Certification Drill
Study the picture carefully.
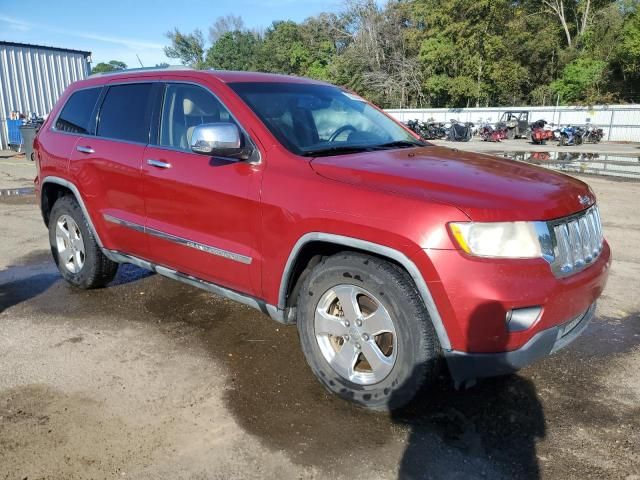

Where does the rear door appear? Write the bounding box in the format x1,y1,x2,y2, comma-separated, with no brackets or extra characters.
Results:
142,81,263,296
68,82,160,259
41,86,102,185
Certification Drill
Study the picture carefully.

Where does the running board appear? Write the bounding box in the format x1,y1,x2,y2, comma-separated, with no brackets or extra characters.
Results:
103,249,290,324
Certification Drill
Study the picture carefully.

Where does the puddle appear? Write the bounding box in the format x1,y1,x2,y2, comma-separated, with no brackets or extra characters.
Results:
0,187,36,205
497,152,640,181
0,187,35,197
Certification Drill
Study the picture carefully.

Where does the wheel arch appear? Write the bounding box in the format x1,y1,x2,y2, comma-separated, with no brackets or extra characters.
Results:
41,176,104,248
278,232,452,351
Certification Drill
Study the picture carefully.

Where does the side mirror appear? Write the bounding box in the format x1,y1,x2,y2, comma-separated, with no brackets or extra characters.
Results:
190,123,247,158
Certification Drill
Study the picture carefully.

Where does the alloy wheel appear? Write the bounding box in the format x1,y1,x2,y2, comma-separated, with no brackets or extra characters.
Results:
55,214,85,274
314,284,397,385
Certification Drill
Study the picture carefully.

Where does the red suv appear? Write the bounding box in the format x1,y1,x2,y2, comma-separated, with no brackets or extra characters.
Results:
34,68,610,410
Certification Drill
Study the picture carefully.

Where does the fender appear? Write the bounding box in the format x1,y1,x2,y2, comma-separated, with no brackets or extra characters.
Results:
41,176,104,248
277,232,452,351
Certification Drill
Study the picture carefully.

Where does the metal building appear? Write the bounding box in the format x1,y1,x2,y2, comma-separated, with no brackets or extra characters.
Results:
0,41,91,149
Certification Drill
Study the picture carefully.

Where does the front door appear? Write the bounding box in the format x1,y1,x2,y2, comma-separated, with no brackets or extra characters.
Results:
142,82,263,296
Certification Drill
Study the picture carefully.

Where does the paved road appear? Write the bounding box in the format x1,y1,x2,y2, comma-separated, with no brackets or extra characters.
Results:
0,153,638,479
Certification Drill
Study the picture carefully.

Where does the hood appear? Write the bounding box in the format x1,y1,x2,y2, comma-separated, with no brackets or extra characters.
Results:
310,146,594,222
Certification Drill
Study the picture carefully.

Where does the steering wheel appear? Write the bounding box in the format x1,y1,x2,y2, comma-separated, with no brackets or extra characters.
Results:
329,125,357,142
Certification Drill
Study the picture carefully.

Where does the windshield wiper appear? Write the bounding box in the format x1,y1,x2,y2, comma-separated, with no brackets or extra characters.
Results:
301,145,376,157
372,140,426,150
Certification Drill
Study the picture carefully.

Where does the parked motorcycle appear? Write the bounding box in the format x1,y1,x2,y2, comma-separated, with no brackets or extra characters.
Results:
529,119,555,145
405,119,448,140
479,122,507,142
447,119,473,142
558,125,584,146
584,124,604,143
424,118,448,140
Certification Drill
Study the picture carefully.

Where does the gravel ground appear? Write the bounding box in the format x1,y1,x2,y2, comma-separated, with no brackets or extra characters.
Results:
0,150,638,479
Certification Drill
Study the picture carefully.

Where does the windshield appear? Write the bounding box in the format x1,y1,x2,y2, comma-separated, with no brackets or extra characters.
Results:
228,82,425,156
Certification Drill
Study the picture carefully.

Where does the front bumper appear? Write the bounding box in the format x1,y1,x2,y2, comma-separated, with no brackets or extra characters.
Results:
445,302,596,386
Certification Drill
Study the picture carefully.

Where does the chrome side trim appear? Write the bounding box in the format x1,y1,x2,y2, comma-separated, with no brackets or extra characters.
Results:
102,249,283,322
103,213,252,265
278,232,452,351
103,213,145,233
41,176,104,248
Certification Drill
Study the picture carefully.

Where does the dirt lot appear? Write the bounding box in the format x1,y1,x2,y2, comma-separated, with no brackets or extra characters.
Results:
0,151,639,479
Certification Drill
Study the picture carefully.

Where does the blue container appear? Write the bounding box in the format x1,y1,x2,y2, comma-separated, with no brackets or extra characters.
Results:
7,119,23,146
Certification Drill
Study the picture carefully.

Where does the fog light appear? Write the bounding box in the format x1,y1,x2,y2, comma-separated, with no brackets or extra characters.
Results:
506,306,542,332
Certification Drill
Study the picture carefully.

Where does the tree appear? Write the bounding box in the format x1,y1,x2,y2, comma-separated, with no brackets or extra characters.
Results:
162,0,637,107
209,14,245,43
256,21,311,75
206,31,260,71
164,29,206,68
91,60,127,74
551,57,609,103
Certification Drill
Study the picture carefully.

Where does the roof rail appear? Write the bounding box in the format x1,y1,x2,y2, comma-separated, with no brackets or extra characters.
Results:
89,65,194,78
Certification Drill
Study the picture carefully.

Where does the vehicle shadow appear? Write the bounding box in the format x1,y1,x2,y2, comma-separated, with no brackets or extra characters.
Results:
0,257,153,313
391,302,545,480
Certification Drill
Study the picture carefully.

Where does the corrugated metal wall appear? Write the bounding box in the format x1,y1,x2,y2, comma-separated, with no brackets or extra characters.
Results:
0,43,90,149
386,105,640,142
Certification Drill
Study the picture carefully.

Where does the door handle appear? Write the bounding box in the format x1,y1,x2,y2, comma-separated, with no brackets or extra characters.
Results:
147,159,171,169
76,145,94,154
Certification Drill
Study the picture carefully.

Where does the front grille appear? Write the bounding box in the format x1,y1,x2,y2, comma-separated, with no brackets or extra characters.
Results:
549,205,604,277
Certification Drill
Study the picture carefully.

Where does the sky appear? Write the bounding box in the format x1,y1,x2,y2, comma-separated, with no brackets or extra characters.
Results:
0,0,343,68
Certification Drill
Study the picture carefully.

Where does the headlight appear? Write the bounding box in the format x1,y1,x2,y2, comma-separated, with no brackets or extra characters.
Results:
449,221,543,259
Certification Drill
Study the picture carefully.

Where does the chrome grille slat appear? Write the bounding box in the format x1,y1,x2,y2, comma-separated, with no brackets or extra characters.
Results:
579,216,592,262
549,205,604,277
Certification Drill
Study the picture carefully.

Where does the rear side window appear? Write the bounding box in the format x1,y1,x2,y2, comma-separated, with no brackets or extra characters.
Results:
55,87,101,134
97,83,154,143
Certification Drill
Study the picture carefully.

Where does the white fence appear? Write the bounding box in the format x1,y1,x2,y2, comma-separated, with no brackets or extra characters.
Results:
386,105,640,142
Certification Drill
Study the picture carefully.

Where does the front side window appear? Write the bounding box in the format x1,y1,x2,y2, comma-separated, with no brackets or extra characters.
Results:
97,83,154,143
229,82,424,156
159,83,233,151
55,87,101,134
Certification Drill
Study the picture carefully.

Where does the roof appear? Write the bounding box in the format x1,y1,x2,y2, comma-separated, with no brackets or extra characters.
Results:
210,70,326,84
0,41,91,57
83,67,327,85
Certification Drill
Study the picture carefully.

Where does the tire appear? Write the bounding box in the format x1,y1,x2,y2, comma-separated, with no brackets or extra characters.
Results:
559,135,566,147
49,195,118,289
296,252,440,411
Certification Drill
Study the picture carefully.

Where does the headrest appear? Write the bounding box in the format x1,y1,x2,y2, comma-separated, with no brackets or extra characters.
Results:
183,90,218,116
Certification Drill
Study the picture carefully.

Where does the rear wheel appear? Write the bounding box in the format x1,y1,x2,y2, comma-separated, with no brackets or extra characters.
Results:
296,252,440,411
49,195,118,289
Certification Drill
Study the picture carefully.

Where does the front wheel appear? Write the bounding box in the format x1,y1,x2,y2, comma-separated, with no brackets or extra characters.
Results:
296,252,441,411
49,195,119,289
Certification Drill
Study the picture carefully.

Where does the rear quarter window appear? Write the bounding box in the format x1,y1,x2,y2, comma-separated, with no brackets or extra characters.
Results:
97,83,154,143
55,87,102,134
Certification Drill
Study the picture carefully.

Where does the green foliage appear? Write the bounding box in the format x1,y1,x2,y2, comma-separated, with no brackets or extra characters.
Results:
256,21,311,75
551,57,609,103
91,60,127,74
164,29,206,68
164,2,640,107
621,8,640,73
206,31,260,71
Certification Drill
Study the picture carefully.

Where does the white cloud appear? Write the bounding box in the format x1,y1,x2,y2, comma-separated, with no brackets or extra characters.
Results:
0,15,164,51
63,31,164,51
0,15,32,32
